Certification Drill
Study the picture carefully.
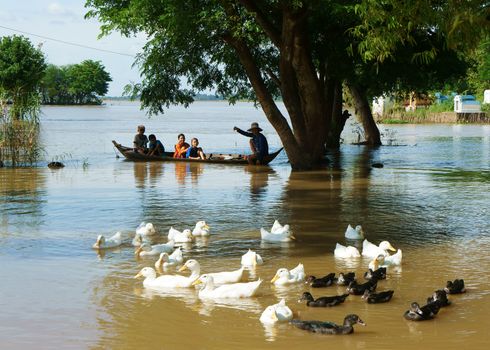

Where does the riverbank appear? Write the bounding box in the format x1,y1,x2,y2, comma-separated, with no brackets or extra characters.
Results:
376,111,490,124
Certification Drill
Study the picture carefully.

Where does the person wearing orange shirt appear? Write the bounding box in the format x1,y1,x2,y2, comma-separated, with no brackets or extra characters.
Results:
173,133,190,158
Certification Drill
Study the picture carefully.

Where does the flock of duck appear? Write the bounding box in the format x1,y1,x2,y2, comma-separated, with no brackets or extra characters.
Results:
92,221,466,335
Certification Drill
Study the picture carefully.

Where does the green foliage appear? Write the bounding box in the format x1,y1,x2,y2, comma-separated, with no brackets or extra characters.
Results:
40,60,112,105
84,1,487,115
466,36,490,98
0,35,46,120
380,119,409,124
352,0,489,64
0,35,45,167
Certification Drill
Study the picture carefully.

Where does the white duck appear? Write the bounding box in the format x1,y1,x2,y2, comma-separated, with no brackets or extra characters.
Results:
168,227,193,243
261,220,295,242
192,274,262,299
134,266,198,288
132,233,151,247
334,243,361,258
136,222,156,236
368,254,386,271
241,249,264,267
192,221,210,236
155,248,184,269
344,224,365,240
271,220,289,234
135,241,175,257
92,232,122,249
270,263,305,285
362,239,396,258
368,250,403,269
259,299,293,324
179,259,244,284
385,249,403,266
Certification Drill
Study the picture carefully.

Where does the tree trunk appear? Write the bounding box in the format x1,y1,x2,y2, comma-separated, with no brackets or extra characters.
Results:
224,4,333,169
348,84,382,146
325,81,347,148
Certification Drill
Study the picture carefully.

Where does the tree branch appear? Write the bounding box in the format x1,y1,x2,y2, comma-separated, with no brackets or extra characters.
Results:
238,0,281,47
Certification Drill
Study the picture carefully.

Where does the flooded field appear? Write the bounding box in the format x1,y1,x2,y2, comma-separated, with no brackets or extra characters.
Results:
1,102,489,349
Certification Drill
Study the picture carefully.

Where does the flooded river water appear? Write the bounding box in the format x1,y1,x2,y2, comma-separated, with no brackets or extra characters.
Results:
1,102,489,349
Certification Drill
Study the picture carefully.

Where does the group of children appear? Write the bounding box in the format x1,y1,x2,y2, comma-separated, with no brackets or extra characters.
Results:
133,125,206,160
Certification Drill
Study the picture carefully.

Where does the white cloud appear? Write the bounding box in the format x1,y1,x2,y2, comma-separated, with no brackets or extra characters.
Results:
48,3,65,15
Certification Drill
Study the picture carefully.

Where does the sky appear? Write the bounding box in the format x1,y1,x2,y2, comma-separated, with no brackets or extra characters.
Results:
0,0,145,96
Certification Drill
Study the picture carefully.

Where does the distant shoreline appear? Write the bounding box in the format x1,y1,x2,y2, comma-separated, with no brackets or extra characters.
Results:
376,111,489,124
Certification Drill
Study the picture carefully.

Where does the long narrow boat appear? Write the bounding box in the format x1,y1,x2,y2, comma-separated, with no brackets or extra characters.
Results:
112,141,283,165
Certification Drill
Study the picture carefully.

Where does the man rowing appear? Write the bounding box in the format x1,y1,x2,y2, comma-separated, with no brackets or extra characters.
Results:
233,122,269,165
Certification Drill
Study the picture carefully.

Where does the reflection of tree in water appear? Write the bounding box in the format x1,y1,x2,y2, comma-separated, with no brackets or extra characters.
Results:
277,148,379,255
0,168,46,231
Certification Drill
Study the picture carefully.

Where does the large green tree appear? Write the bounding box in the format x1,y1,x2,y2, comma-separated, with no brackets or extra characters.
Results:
0,35,46,120
86,0,489,169
40,60,112,105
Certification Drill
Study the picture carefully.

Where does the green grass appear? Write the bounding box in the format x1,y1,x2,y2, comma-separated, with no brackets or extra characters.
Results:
380,119,410,124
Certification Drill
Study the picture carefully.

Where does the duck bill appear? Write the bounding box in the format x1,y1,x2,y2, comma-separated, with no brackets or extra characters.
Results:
203,225,210,230
134,272,143,279
357,319,366,326
270,274,279,284
388,244,396,252
191,279,202,286
270,312,279,322
134,246,143,256
178,265,188,272
290,235,296,240
93,236,103,248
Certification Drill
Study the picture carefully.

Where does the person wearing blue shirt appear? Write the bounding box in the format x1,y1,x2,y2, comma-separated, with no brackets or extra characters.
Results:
233,122,269,164
147,134,165,156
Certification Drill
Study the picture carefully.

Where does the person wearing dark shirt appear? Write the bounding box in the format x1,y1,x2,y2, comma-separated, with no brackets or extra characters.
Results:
186,138,206,159
233,122,269,164
147,134,165,156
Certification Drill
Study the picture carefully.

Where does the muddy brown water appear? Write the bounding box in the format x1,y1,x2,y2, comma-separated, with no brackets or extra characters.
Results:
1,102,489,349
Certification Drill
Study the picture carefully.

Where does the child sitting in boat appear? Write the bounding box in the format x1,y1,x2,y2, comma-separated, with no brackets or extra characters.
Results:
133,125,148,153
186,138,206,160
173,133,190,158
147,134,165,156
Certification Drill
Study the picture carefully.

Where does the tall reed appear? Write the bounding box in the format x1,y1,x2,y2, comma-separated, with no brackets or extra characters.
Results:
0,96,43,167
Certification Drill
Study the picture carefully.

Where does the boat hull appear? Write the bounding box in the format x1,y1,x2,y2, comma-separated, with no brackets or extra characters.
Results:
112,141,282,165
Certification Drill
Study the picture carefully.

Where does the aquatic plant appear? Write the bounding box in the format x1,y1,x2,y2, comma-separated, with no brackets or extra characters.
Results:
0,108,43,167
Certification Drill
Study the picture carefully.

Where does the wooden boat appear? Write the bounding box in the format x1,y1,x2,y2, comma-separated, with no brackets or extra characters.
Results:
112,141,283,165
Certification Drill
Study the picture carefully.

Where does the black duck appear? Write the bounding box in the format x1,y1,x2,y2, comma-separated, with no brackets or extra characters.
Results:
403,302,436,321
362,289,394,303
427,290,451,307
291,314,366,335
305,273,337,287
364,267,387,281
336,272,356,286
444,279,466,294
299,292,349,307
346,280,377,295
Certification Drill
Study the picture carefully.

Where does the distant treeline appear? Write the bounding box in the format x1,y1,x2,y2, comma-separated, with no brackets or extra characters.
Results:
105,93,224,101
40,60,111,105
